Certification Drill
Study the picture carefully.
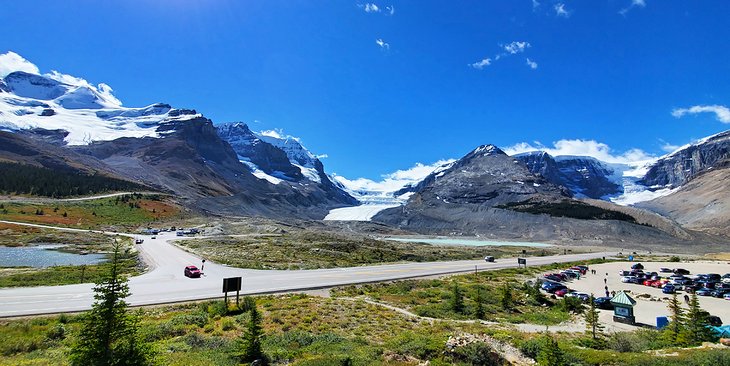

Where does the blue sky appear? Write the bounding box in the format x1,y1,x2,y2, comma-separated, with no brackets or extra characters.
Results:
2,0,730,180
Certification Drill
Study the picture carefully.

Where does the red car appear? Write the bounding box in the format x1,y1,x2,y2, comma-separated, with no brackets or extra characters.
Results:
555,288,571,297
184,265,201,278
570,266,587,275
652,280,668,288
643,280,655,286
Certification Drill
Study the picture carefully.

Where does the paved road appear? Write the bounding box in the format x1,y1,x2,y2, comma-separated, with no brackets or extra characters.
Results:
0,221,615,317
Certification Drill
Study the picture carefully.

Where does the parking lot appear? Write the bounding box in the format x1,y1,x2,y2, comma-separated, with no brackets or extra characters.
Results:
549,261,730,329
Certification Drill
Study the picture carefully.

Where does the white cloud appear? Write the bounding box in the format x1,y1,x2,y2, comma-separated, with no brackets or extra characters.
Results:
471,41,534,70
554,3,571,18
259,129,284,139
503,139,655,164
0,51,40,77
375,38,390,49
386,5,395,15
532,0,540,10
672,104,730,123
363,3,380,13
620,0,646,15
526,58,538,70
469,58,492,69
333,159,456,194
504,41,531,54
658,139,680,153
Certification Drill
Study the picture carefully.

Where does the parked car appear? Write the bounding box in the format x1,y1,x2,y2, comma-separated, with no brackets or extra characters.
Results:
660,267,673,273
673,268,691,275
184,265,201,278
593,296,613,309
544,274,563,282
696,288,713,296
561,271,579,279
711,288,730,298
541,281,564,291
642,279,655,286
555,288,572,297
724,293,730,301
618,270,631,276
565,292,590,302
651,280,669,288
543,283,568,294
631,263,645,270
662,284,676,294
571,266,587,275
622,276,641,284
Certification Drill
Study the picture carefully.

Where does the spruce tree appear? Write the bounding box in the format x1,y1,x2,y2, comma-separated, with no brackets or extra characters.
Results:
70,240,153,366
474,286,485,319
585,295,604,340
238,300,265,363
681,293,715,345
662,293,686,345
451,282,464,314
500,283,514,311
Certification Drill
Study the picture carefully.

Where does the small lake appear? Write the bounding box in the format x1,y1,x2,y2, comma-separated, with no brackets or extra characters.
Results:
0,245,108,268
386,237,552,248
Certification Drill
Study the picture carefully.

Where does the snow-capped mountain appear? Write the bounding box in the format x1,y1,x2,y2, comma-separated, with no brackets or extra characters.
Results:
0,71,201,145
0,52,355,219
215,122,356,206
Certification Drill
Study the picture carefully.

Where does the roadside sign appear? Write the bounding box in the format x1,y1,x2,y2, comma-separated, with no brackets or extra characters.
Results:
223,277,242,293
518,258,527,267
222,276,243,306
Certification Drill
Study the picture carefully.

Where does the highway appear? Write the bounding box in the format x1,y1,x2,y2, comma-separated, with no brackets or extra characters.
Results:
0,221,615,317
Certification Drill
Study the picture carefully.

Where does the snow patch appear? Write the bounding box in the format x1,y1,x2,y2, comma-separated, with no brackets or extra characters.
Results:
323,204,399,221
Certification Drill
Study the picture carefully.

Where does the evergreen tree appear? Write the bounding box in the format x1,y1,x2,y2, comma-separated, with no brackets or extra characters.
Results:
499,283,514,311
451,282,464,313
474,286,485,319
680,293,715,345
237,300,265,363
662,293,686,345
69,240,153,366
585,295,604,340
537,334,565,366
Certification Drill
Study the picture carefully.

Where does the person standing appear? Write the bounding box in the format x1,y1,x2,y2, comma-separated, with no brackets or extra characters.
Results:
201,259,206,271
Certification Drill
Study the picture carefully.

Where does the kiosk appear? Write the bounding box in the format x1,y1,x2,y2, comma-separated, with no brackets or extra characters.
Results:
610,291,637,325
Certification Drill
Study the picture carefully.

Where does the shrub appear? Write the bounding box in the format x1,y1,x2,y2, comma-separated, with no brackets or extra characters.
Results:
450,342,507,365
45,324,66,341
518,337,544,360
557,297,584,314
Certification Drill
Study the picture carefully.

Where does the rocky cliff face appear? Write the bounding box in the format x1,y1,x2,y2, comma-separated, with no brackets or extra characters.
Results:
407,145,568,207
641,130,730,188
516,152,622,199
216,123,303,180
215,122,357,208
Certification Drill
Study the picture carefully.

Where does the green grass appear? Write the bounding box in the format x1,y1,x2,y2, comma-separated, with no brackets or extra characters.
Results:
332,259,610,325
177,231,561,270
0,194,182,230
1,293,728,366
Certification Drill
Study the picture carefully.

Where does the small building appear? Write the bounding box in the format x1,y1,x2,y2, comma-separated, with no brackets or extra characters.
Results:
610,291,637,325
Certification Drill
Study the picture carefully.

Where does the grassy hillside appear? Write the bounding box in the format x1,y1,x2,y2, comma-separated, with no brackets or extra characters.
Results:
0,194,182,229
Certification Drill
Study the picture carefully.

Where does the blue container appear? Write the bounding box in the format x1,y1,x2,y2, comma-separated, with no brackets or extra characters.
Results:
657,316,669,330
